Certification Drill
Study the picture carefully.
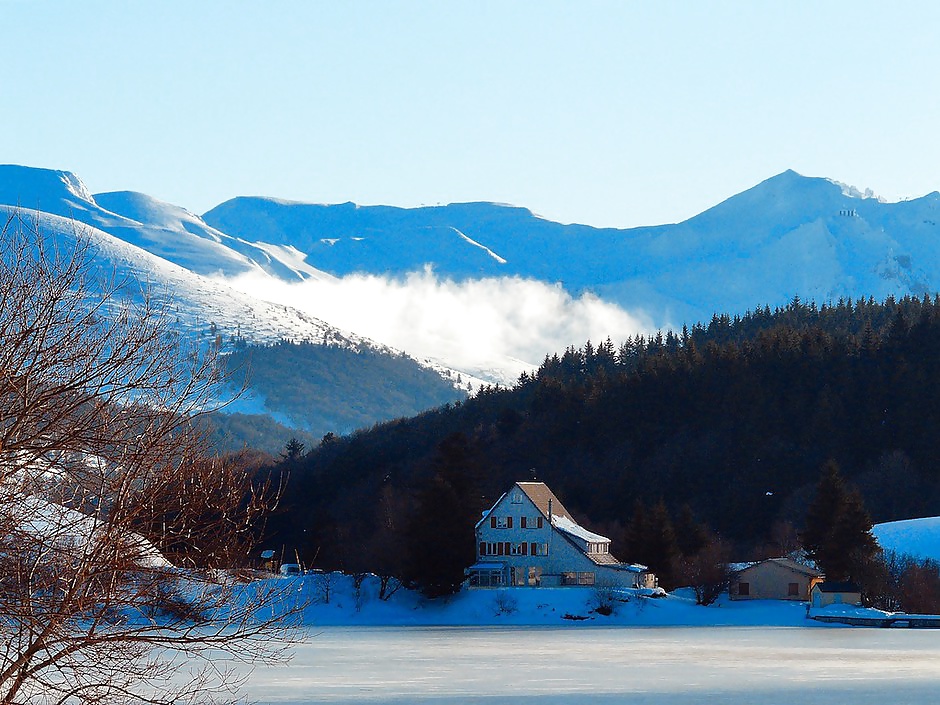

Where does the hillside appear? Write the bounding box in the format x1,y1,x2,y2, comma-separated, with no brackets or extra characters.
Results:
264,295,940,582
0,196,463,451
874,517,940,562
221,340,462,442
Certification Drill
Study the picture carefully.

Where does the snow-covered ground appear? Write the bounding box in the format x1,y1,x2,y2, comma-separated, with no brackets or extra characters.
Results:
256,514,940,629
274,573,810,628
874,516,940,562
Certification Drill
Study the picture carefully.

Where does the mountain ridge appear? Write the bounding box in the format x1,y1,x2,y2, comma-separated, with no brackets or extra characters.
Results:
5,163,940,381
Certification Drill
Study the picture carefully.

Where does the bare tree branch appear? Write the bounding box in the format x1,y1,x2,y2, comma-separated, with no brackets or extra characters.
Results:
0,211,300,704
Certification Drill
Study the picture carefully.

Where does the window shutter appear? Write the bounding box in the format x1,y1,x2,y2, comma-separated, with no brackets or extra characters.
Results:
521,516,527,529
531,542,537,555
507,516,513,529
479,542,486,556
497,542,504,556
521,542,528,555
491,516,497,529
537,517,543,529
504,542,511,555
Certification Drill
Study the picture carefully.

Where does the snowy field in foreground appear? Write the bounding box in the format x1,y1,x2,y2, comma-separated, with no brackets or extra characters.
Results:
239,625,940,705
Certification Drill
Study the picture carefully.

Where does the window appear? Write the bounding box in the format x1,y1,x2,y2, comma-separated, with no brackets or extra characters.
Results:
493,516,511,529
788,582,799,597
510,492,523,504
528,566,542,586
738,582,750,596
562,571,595,586
480,542,502,556
530,542,549,556
469,568,504,587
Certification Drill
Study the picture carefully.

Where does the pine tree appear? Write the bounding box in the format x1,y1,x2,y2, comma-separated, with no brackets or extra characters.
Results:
402,433,481,597
800,461,880,583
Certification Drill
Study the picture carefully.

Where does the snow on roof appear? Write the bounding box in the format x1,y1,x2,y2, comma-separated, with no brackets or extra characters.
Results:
551,513,610,544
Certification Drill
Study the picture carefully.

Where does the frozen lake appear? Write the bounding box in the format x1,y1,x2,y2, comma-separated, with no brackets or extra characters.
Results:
241,625,940,704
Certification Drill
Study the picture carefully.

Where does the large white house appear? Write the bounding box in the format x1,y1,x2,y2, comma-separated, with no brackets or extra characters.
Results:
466,481,655,589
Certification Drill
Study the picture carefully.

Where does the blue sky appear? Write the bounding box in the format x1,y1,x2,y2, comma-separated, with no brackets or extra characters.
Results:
3,1,938,227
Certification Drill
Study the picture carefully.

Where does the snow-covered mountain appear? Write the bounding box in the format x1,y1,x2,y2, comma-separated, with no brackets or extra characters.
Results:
204,170,940,327
0,165,329,282
5,164,940,432
0,167,471,447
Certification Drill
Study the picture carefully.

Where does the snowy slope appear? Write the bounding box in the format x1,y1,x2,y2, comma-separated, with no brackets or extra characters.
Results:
0,166,512,387
0,165,328,281
0,204,363,349
874,516,940,562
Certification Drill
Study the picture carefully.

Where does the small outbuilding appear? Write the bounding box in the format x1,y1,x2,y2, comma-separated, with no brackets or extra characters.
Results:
810,581,862,608
729,557,823,601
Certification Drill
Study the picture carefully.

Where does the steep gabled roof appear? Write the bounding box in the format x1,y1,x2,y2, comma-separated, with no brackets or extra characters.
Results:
516,482,573,521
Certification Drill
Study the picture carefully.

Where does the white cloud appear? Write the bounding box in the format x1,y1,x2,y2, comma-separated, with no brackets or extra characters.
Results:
225,269,655,382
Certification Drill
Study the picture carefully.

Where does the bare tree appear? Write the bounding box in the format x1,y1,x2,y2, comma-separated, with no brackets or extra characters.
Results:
0,211,299,704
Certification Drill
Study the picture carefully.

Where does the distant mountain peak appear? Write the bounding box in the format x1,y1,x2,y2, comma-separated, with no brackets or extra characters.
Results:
0,164,96,211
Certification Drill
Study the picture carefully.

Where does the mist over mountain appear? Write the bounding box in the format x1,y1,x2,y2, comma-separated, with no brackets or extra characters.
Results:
204,170,940,328
0,166,466,450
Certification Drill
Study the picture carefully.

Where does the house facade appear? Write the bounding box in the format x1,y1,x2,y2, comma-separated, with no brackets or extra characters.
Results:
729,557,823,601
466,482,655,589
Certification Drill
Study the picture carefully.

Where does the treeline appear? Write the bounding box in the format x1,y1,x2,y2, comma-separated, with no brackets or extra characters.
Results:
261,294,940,596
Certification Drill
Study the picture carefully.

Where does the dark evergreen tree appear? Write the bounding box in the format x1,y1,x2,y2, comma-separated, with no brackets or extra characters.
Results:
402,473,474,598
401,433,482,598
674,504,710,558
800,460,880,582
282,437,306,461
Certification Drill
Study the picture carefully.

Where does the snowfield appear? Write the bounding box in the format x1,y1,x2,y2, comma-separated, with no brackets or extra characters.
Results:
271,573,822,629
873,516,940,562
